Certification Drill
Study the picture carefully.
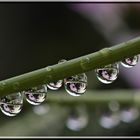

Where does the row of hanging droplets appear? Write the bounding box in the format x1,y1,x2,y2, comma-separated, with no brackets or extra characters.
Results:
0,55,138,117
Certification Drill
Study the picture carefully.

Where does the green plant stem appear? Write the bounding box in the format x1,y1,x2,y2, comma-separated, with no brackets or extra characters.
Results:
47,90,140,107
0,37,140,97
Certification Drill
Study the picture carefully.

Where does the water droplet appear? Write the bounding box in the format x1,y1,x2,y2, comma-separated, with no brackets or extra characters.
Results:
95,63,119,84
64,73,87,96
0,92,23,117
58,59,67,63
120,107,139,123
47,59,66,90
99,112,120,129
45,66,52,72
121,55,139,68
66,106,88,131
47,80,63,90
24,85,47,105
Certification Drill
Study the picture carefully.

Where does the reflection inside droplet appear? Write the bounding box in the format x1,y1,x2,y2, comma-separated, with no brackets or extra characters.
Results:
64,73,87,96
24,85,47,105
95,63,119,84
121,55,139,68
0,92,23,117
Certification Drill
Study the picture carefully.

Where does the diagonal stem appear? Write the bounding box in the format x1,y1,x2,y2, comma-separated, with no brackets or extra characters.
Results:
0,36,140,97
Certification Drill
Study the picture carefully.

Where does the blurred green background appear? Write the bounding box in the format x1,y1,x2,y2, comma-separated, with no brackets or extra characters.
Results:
0,2,140,137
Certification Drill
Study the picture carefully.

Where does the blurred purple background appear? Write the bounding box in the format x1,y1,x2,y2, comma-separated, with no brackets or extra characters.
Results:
70,3,140,88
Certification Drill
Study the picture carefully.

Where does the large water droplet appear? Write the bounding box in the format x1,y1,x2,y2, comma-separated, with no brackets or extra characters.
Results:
0,92,23,117
47,80,63,90
24,85,47,105
121,55,139,68
64,73,87,96
95,63,119,84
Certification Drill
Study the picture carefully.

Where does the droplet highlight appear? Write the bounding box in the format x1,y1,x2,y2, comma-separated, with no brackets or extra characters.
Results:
0,92,23,117
95,63,119,84
121,55,139,68
64,73,87,96
24,85,47,105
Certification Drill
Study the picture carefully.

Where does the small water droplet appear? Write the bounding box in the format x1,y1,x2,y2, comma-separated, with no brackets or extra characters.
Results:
64,73,87,96
0,92,23,117
45,66,52,72
47,59,66,90
121,55,139,68
81,57,90,64
24,85,47,105
47,80,63,90
95,63,119,84
58,59,67,63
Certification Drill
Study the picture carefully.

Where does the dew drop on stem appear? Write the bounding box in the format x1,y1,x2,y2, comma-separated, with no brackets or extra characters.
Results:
121,55,139,68
64,73,87,96
95,63,119,84
0,92,23,117
24,85,47,105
